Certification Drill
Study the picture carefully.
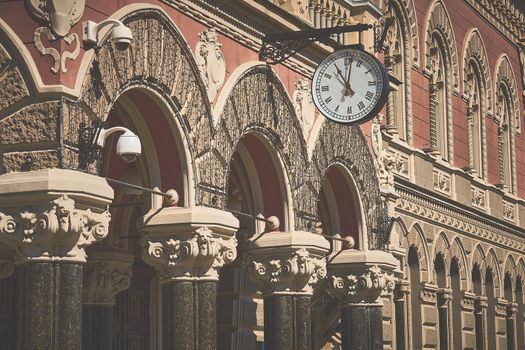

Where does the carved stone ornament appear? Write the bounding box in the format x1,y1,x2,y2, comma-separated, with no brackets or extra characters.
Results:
328,265,395,306
83,260,132,304
195,28,226,101
142,226,237,281
292,79,315,134
246,247,327,296
0,195,111,263
25,0,84,73
371,116,396,195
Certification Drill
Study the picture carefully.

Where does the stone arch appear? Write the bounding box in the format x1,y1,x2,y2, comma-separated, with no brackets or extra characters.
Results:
449,236,470,291
503,254,517,291
388,216,410,251
423,0,460,93
470,243,487,286
381,0,420,67
462,28,492,114
63,7,212,205
486,248,502,297
201,64,309,228
433,231,451,275
494,54,521,134
402,222,431,282
517,258,525,294
310,121,387,249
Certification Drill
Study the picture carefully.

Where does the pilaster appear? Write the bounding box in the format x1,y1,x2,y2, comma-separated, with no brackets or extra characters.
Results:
496,298,510,350
461,291,477,350
0,169,114,350
419,283,439,350
244,230,329,350
327,249,397,350
138,206,238,350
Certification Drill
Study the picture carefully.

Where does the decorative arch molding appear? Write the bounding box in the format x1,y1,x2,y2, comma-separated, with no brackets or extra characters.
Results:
462,28,493,115
310,121,388,250
198,64,309,227
470,243,487,286
63,8,212,202
450,236,470,291
433,231,451,274
423,0,460,93
517,258,525,292
494,54,521,134
381,0,420,68
388,216,410,251
486,248,502,296
503,253,517,290
403,223,431,282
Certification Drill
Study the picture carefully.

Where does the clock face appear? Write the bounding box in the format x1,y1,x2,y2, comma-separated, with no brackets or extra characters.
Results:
311,48,389,125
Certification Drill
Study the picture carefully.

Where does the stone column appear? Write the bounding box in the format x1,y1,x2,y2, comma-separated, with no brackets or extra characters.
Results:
496,298,510,350
327,249,397,350
394,281,410,350
460,292,477,350
244,230,329,350
82,248,134,350
419,283,439,350
437,288,453,350
475,296,488,350
138,206,238,350
506,302,518,350
0,169,113,350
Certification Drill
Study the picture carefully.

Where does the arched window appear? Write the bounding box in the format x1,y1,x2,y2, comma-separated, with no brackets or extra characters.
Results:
462,30,491,178
494,56,519,193
424,1,459,162
381,0,419,143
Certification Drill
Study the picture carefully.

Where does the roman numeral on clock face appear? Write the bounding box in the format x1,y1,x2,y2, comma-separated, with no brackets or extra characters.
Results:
325,96,332,103
368,81,376,86
321,86,329,91
356,60,362,67
347,106,352,114
358,101,365,110
365,91,374,101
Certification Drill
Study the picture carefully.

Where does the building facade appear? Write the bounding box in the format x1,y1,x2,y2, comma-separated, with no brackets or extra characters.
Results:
0,0,524,349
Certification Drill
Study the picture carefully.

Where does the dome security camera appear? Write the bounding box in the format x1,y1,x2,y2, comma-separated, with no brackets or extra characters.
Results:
96,126,141,163
83,19,133,49
110,23,132,50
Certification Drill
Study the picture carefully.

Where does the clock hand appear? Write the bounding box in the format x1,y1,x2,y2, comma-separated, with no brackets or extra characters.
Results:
334,64,348,88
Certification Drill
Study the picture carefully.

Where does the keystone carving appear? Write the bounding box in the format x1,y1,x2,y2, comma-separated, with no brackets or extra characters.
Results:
195,28,226,101
246,247,327,295
328,265,395,305
25,0,84,73
292,79,315,134
142,226,237,281
83,261,132,304
0,195,111,263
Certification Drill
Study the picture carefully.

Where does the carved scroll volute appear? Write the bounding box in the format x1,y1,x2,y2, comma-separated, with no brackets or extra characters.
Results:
142,226,237,281
26,0,85,37
0,195,111,263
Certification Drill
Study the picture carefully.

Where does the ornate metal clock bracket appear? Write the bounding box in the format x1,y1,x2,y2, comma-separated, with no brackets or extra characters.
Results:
259,19,393,65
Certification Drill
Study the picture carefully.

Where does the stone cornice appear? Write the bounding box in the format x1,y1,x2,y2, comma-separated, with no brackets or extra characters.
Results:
464,0,525,44
395,180,525,252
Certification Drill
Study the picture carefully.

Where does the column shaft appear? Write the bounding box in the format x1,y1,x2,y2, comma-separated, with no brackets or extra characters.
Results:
263,295,311,350
16,263,82,350
163,281,217,350
341,305,383,350
82,305,113,350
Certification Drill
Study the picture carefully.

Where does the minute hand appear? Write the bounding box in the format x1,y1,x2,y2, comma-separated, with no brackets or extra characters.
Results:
343,61,355,96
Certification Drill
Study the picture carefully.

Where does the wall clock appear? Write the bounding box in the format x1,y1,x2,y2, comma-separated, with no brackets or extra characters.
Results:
311,47,389,125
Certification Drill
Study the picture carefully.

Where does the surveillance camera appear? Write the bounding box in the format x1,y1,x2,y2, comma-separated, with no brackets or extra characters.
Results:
111,23,132,50
116,130,141,163
83,19,132,49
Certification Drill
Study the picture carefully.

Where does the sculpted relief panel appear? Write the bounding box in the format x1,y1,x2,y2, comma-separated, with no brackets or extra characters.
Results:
195,28,226,102
292,79,315,135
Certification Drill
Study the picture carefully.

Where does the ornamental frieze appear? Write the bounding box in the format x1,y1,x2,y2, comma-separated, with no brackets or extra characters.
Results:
246,247,327,296
0,195,110,263
142,226,237,281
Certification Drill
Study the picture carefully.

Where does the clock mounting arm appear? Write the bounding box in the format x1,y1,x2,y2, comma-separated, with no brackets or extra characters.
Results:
259,19,394,65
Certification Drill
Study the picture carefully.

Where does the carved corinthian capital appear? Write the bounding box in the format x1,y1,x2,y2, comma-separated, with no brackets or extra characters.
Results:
247,247,327,295
244,230,330,296
329,265,395,305
83,249,134,304
0,195,110,263
327,249,398,306
142,226,237,281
